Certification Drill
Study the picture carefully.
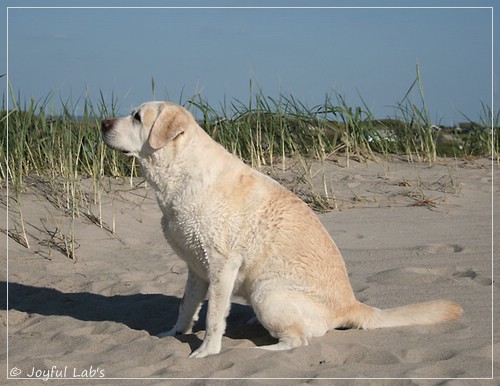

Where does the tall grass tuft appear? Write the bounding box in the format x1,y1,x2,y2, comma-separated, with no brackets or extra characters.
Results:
460,102,499,160
2,88,139,258
189,88,343,169
387,63,436,163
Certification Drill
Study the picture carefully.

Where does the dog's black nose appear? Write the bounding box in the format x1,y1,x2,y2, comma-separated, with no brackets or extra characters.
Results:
101,119,114,132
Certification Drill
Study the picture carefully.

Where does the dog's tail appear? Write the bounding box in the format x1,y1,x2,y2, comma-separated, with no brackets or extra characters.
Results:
341,300,463,330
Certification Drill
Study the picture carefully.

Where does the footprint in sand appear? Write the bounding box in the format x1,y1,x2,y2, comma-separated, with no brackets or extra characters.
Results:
416,243,464,254
451,269,493,287
368,266,492,287
398,347,457,363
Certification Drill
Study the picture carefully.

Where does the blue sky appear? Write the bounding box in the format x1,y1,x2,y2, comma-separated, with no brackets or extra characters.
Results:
3,1,497,125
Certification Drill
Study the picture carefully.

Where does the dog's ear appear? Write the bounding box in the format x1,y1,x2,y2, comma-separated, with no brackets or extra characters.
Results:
148,104,190,150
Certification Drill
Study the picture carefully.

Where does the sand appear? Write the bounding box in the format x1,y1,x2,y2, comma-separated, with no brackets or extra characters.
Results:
1,156,498,384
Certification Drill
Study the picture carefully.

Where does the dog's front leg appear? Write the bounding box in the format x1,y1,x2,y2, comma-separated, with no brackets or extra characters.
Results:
158,268,208,337
189,259,240,358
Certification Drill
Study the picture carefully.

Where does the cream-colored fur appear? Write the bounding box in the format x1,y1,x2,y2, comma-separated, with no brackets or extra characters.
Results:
101,101,463,358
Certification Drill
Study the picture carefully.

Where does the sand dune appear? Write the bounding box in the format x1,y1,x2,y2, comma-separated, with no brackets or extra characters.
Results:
2,156,497,383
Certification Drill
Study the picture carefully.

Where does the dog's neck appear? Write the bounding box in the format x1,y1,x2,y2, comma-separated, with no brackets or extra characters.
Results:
139,148,194,203
138,138,218,209
138,126,248,215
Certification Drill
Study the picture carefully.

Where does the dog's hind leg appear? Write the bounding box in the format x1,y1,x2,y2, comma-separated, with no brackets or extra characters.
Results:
250,280,330,351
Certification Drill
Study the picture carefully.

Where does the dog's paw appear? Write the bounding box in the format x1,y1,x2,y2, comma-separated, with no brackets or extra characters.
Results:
189,341,221,358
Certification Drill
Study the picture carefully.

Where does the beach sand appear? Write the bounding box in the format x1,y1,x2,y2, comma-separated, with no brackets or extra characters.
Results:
1,156,497,384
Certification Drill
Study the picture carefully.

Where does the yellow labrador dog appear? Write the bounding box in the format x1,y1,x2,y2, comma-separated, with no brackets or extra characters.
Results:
101,101,462,358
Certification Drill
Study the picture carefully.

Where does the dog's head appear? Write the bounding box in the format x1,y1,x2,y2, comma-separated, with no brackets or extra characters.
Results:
101,101,195,157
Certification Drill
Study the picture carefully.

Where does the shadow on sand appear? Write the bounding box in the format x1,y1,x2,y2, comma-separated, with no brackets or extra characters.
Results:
1,281,274,349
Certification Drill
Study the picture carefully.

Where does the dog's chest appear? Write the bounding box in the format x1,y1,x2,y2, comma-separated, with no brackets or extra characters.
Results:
160,207,210,277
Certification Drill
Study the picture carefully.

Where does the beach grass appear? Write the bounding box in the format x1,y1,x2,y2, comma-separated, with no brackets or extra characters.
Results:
2,76,496,189
1,70,497,258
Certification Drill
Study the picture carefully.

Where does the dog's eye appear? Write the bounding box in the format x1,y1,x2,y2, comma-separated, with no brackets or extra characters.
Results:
133,111,141,122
